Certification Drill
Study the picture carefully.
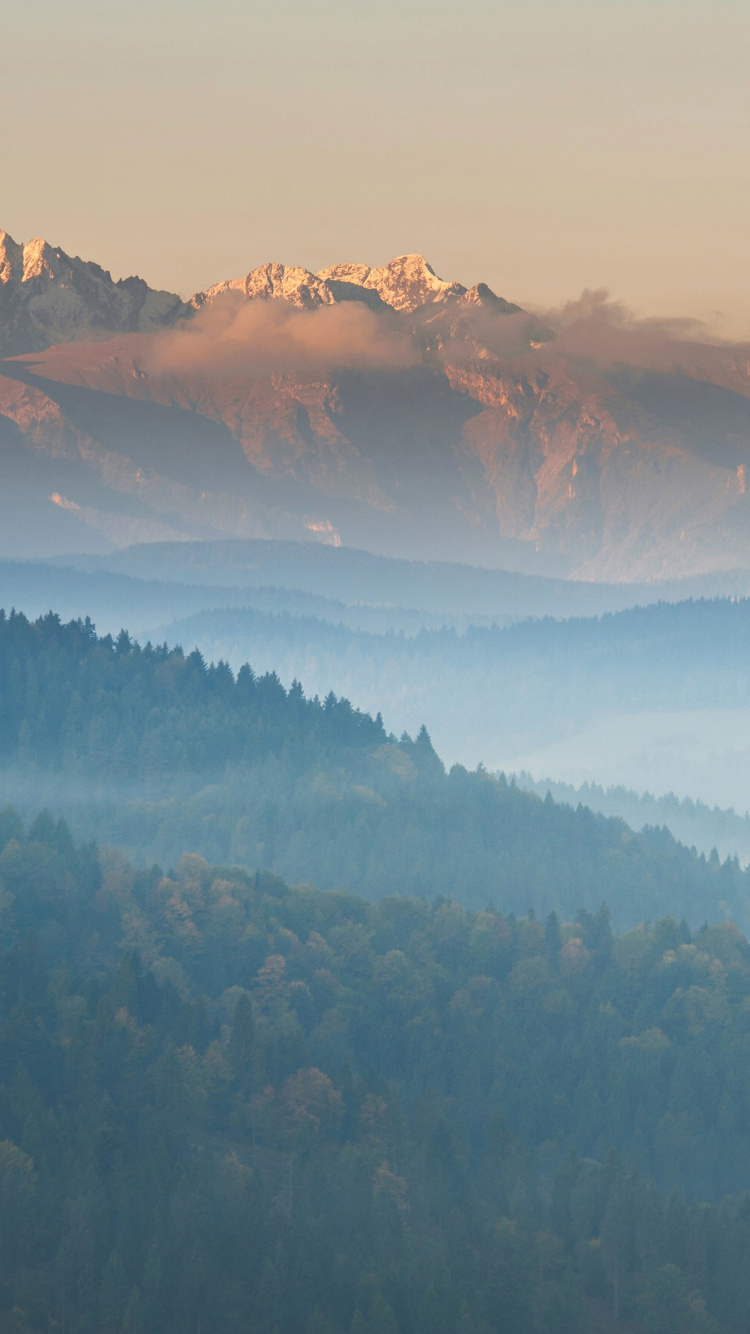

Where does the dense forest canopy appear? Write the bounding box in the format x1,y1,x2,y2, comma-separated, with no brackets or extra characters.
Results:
0,608,748,929
2,813,750,1333
0,608,387,775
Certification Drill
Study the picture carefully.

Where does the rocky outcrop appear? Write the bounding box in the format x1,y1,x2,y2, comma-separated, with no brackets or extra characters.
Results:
194,254,519,318
320,254,466,313
0,230,189,357
193,262,338,311
4,235,750,580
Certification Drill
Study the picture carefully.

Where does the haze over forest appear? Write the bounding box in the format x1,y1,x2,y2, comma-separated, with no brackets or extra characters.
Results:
4,227,750,825
5,0,750,1325
3,207,750,1329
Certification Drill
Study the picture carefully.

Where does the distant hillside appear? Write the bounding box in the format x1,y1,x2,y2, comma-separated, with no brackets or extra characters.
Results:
146,595,750,792
62,537,750,614
154,591,750,714
1,607,748,930
515,773,750,867
0,557,518,640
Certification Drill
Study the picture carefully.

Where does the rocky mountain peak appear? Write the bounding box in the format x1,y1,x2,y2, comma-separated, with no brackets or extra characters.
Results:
195,262,339,311
197,253,508,317
360,254,467,312
21,237,63,283
1,230,526,363
0,226,189,358
0,230,23,285
458,282,522,314
195,260,392,313
317,263,372,287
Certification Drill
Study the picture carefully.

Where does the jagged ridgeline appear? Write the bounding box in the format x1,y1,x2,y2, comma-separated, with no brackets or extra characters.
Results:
1,813,750,1333
7,231,750,580
1,608,748,929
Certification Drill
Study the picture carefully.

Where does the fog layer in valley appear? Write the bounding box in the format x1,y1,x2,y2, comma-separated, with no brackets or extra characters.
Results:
146,594,750,807
4,540,750,861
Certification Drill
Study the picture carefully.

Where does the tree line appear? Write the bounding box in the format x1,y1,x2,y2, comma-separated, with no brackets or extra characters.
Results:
0,608,748,929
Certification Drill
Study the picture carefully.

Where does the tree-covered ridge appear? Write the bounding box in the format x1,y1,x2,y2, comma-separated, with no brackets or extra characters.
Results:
1,608,750,929
158,592,750,717
2,814,750,1333
148,593,750,799
515,772,750,867
0,609,387,776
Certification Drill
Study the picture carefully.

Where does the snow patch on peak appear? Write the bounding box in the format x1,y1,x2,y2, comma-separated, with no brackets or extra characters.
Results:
317,263,372,286
197,263,337,311
245,263,336,308
362,255,466,313
197,254,473,316
458,283,522,314
21,237,73,284
194,254,522,318
0,230,23,285
0,225,188,357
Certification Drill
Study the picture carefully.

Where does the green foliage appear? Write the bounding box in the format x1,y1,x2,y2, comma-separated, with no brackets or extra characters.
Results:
1,610,749,929
2,815,750,1330
0,609,384,776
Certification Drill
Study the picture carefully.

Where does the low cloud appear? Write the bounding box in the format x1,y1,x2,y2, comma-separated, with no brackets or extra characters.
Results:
146,285,750,387
433,307,554,364
150,293,418,378
540,288,749,370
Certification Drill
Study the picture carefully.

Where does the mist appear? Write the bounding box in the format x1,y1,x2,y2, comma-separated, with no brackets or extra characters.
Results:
150,290,418,377
538,287,750,384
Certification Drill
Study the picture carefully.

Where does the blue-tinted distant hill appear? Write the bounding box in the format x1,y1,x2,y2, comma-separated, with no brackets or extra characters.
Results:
62,537,750,616
515,773,750,867
0,557,518,639
1,605,748,931
147,594,750,785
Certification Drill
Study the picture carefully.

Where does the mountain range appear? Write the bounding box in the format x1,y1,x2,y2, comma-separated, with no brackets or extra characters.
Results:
3,227,750,579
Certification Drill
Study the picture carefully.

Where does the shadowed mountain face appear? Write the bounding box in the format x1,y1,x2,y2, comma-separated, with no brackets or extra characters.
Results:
0,229,188,357
3,233,750,578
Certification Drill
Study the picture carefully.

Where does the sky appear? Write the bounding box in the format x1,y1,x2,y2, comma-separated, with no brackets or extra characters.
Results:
2,0,749,334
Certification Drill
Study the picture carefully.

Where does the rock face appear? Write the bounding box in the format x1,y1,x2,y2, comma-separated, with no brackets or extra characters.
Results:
3,233,750,580
193,262,338,311
0,230,189,358
193,253,522,318
320,254,467,313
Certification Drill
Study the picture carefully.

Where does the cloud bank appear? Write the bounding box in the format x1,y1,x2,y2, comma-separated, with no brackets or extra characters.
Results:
150,293,418,378
541,288,750,373
146,286,750,397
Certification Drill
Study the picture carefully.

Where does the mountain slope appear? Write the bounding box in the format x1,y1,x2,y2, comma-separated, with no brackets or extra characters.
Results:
143,592,750,803
4,238,750,576
1,606,748,928
516,772,750,866
0,228,188,357
193,253,524,317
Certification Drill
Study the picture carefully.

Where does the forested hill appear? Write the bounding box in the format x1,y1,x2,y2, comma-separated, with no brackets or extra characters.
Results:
516,773,750,867
0,609,390,775
1,608,749,930
2,813,750,1333
149,593,750,785
156,593,750,730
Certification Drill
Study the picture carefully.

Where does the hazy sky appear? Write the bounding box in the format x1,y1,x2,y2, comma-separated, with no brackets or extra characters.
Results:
2,0,749,333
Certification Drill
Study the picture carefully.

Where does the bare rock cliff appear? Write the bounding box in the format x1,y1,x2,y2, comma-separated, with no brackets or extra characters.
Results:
0,230,188,357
